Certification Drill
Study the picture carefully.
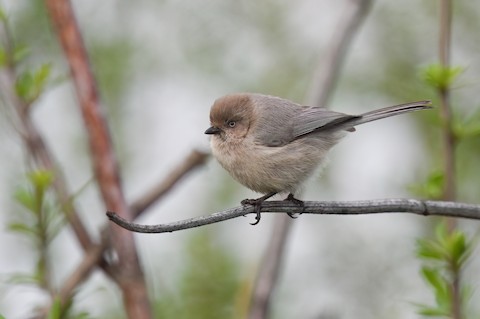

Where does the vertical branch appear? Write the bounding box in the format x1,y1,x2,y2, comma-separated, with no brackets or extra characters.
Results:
438,1,460,318
43,1,152,318
307,0,373,107
248,1,372,318
438,0,455,202
248,215,293,319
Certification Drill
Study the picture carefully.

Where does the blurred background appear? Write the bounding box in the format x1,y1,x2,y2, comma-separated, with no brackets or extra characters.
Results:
0,0,479,318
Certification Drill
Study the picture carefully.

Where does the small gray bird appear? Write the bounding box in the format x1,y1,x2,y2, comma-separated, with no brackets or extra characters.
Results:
205,93,431,224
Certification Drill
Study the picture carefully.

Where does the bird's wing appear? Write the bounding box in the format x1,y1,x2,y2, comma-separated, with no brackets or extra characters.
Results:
292,107,360,138
250,95,298,147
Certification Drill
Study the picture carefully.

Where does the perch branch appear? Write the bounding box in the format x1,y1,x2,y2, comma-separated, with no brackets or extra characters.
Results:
107,199,480,234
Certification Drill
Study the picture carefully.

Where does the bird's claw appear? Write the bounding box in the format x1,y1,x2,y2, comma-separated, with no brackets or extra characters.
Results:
241,198,258,206
285,193,304,219
241,198,264,225
241,192,277,225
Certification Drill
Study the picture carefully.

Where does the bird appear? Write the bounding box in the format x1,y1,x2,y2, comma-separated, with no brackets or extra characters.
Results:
205,93,432,225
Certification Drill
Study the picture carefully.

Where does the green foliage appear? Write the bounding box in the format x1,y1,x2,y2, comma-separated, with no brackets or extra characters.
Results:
46,297,90,319
0,7,50,105
421,64,464,91
6,170,91,317
453,109,480,140
415,222,473,318
409,170,445,200
155,231,243,319
15,63,52,104
10,170,64,247
0,7,7,22
8,170,65,287
47,298,62,319
13,44,31,63
0,48,5,67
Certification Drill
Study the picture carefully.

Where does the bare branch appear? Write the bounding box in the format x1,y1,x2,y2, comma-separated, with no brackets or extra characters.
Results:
438,0,455,203
107,199,480,234
437,1,461,318
248,215,293,319
307,0,373,107
131,150,209,218
57,239,108,306
44,0,152,317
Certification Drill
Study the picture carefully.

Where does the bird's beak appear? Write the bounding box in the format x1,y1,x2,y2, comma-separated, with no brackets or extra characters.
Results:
205,126,221,135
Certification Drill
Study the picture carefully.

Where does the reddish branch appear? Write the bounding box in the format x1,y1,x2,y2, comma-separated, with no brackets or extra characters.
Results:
438,1,461,319
438,0,456,202
44,0,151,318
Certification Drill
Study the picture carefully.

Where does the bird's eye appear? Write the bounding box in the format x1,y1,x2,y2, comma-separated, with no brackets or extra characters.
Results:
227,121,236,128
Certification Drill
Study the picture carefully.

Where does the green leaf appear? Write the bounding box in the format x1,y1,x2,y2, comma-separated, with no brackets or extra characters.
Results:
13,45,30,63
6,273,39,285
419,266,451,309
15,70,34,101
421,267,446,293
417,306,450,317
33,63,52,92
453,109,480,139
408,170,444,199
0,48,6,67
416,238,448,261
15,64,52,103
72,312,92,319
47,298,62,319
8,222,38,238
449,230,471,269
14,188,36,213
0,7,7,22
28,170,54,193
421,63,464,91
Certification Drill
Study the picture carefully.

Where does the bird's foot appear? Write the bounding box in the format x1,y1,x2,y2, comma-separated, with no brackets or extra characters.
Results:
241,192,276,225
284,193,304,219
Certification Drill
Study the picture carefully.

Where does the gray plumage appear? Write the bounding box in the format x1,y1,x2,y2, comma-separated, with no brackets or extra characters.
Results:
206,93,431,195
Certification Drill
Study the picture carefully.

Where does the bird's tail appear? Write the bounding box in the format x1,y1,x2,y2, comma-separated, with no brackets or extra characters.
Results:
354,100,432,126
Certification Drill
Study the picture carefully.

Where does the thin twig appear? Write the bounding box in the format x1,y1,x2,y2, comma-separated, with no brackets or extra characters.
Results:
439,0,455,202
44,1,152,318
131,150,209,218
307,0,373,107
107,199,480,234
438,1,460,318
57,240,108,306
